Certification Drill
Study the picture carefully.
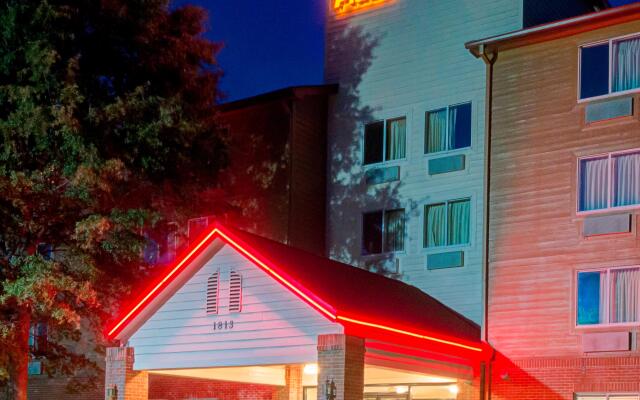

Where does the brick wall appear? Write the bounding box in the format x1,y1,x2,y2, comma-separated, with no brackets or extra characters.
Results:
105,347,148,400
148,374,284,400
27,376,103,400
490,354,640,400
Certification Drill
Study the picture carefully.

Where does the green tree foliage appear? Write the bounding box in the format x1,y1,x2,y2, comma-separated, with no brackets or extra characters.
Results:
0,0,226,396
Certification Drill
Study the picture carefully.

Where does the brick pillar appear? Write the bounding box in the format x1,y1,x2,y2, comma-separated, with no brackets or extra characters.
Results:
105,347,148,400
283,365,303,400
316,334,365,400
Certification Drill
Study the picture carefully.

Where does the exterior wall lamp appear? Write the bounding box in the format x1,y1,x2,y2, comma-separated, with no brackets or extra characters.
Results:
325,378,337,400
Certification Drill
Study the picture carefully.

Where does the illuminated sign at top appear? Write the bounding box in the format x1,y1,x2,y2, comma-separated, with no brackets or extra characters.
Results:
333,0,390,15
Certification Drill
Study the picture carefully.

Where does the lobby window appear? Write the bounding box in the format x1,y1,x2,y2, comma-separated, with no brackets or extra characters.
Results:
362,209,405,255
425,102,471,154
424,199,470,248
580,34,640,100
363,117,406,165
577,267,640,326
578,149,640,212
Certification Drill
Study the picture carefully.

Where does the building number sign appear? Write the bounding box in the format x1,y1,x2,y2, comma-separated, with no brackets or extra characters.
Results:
213,320,234,331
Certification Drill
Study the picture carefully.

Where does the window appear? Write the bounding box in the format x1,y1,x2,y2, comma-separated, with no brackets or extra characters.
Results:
577,267,640,326
362,209,405,254
580,34,640,100
425,102,471,154
424,199,470,248
29,322,47,356
363,117,406,165
577,394,640,400
578,149,640,212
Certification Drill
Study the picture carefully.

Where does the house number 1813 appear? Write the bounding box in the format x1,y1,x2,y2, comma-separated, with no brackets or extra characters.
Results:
213,320,234,331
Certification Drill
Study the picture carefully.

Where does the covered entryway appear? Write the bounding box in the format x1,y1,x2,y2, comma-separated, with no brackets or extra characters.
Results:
104,223,487,400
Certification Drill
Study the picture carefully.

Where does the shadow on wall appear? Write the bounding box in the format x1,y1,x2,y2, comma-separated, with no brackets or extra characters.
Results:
326,22,411,276
490,351,565,400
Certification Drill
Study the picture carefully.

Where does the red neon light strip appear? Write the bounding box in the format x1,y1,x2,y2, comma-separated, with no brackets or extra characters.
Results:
336,315,483,353
108,224,483,357
107,228,220,338
216,230,337,321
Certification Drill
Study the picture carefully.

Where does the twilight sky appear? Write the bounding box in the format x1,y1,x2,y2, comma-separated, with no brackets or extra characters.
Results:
177,0,637,103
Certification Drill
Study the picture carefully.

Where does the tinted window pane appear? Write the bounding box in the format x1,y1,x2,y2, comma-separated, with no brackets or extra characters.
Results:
450,103,472,150
362,211,383,254
424,203,446,247
577,271,602,325
579,157,609,211
448,199,470,246
364,121,384,165
580,43,609,99
613,151,640,207
612,37,640,93
385,118,406,160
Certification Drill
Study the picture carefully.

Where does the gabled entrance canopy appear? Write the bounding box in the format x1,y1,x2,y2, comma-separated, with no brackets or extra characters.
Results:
107,222,487,361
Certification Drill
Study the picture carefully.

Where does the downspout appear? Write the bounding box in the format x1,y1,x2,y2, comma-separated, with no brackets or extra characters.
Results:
479,43,498,400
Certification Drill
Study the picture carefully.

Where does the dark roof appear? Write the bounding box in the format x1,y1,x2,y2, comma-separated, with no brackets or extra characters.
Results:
217,84,338,113
225,225,481,344
467,2,640,57
108,223,481,354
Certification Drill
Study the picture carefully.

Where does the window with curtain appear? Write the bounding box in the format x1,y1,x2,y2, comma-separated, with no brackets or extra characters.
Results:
363,117,406,165
577,267,640,326
425,103,471,154
362,209,405,254
579,150,640,212
580,34,640,100
424,198,470,248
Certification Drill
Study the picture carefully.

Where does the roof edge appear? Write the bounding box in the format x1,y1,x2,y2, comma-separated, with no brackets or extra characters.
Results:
217,84,339,112
466,3,640,57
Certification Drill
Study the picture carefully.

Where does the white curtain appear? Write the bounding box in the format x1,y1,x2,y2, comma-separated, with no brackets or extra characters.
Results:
613,37,640,93
448,106,458,150
599,271,607,324
426,109,447,153
386,118,406,160
425,203,446,247
448,199,470,245
613,152,640,207
610,268,640,323
580,157,609,211
384,209,405,252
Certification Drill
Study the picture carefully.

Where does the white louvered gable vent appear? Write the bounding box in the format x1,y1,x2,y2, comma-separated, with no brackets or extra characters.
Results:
229,270,242,313
206,271,220,314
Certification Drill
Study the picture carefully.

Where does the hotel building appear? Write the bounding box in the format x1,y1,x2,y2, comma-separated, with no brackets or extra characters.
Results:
467,3,640,399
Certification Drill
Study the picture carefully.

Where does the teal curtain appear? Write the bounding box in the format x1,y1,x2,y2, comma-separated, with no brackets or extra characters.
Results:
384,209,405,252
448,199,470,245
613,37,640,93
386,118,406,160
425,203,446,247
426,109,447,153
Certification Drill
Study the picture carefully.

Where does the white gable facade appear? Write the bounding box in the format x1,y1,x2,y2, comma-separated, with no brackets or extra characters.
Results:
128,244,343,371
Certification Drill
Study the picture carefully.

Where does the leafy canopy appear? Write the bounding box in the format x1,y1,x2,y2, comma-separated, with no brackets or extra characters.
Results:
0,0,226,389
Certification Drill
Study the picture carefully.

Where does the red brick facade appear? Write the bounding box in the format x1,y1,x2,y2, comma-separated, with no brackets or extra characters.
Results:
148,374,284,400
105,347,148,400
316,334,365,400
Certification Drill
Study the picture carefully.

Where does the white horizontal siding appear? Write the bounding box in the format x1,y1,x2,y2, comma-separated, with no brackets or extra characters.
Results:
325,0,524,324
129,245,342,370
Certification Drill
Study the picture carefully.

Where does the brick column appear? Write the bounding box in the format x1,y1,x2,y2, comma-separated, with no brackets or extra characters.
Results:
105,347,148,400
316,334,365,400
283,365,303,400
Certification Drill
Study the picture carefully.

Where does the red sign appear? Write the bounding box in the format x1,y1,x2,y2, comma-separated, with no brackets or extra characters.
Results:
333,0,389,15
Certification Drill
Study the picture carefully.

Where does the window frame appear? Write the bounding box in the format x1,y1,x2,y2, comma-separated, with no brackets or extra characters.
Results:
575,265,640,329
576,147,640,215
362,116,408,167
578,32,640,102
423,197,472,249
361,208,406,256
424,102,472,155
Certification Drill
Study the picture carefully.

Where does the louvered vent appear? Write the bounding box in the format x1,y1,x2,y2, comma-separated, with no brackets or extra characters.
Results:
229,270,242,313
206,272,220,314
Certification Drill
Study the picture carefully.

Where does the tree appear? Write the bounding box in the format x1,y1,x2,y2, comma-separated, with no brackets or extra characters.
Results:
0,1,226,398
